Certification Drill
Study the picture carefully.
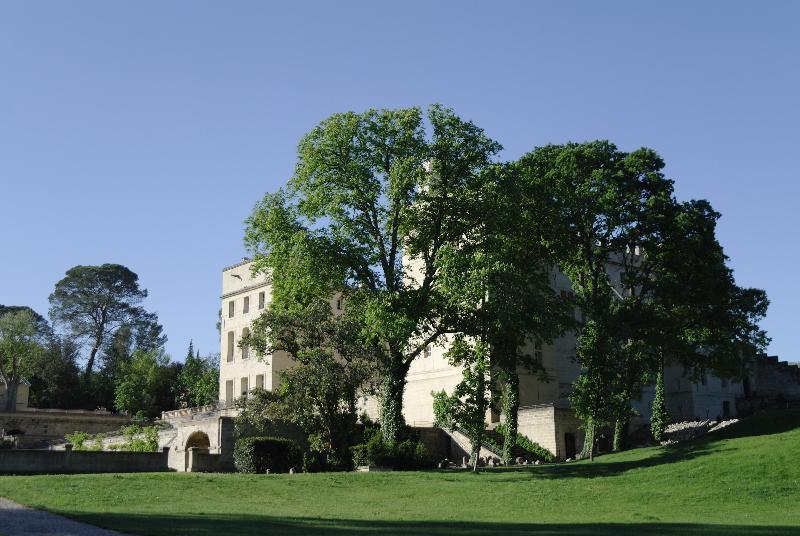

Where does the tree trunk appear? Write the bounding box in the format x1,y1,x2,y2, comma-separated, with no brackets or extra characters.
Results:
379,362,407,443
613,415,629,452
4,380,18,412
84,334,103,380
500,371,519,465
581,420,595,461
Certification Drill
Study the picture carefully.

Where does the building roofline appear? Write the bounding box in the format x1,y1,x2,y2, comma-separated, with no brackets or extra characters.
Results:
222,258,252,272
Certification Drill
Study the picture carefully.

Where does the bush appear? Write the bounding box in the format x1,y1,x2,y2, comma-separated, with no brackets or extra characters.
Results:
65,431,92,450
0,437,14,449
351,425,430,470
302,450,352,473
493,423,555,463
234,436,303,474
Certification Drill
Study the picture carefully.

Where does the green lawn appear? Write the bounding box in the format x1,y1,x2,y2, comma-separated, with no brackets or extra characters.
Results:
1,411,799,535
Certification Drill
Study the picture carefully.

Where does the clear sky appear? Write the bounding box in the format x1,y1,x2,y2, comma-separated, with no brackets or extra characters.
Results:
1,1,797,363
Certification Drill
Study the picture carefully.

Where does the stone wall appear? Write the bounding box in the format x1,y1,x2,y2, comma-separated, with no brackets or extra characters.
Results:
752,356,800,400
517,405,558,456
0,410,130,448
0,445,171,474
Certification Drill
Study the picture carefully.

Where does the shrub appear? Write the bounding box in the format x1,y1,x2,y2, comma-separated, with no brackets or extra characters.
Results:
0,437,14,449
65,431,92,451
493,424,556,463
351,425,430,470
302,450,352,473
234,436,303,474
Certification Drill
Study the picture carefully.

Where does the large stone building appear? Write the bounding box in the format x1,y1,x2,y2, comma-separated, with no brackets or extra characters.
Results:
216,258,760,460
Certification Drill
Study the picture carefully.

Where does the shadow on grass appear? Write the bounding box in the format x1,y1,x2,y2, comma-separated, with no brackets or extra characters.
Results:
60,512,799,536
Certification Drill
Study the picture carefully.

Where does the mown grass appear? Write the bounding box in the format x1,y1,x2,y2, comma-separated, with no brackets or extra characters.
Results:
1,410,799,535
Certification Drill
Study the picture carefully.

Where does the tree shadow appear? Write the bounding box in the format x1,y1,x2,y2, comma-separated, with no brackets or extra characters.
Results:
60,512,799,536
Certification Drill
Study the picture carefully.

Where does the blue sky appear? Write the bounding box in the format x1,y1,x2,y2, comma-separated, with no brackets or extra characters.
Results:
1,1,797,363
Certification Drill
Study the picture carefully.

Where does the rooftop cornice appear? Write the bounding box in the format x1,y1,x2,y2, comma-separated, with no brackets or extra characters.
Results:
222,258,253,272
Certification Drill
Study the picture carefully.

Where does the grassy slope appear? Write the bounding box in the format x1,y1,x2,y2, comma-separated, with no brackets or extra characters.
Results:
0,410,798,535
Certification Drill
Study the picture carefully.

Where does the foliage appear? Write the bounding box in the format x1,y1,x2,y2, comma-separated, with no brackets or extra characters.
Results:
48,264,165,379
245,105,501,442
650,366,670,442
432,338,491,471
233,436,303,474
0,309,44,411
433,161,573,465
493,423,555,463
174,341,219,408
243,296,377,465
113,348,175,417
27,335,83,410
350,423,429,470
65,431,93,451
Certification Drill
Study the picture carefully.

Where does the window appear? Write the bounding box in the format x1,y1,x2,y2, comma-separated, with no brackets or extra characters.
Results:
255,374,264,390
243,296,250,314
227,331,234,362
241,327,250,359
424,344,432,358
534,341,543,362
722,401,731,418
228,300,235,318
241,377,249,398
701,373,707,386
259,291,265,309
336,298,342,311
225,380,234,405
721,378,728,389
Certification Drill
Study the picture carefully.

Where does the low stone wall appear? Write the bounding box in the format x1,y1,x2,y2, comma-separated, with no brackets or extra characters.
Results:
0,445,171,474
0,410,130,448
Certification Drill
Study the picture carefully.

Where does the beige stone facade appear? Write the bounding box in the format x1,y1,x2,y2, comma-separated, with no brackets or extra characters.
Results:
217,259,747,460
218,260,292,407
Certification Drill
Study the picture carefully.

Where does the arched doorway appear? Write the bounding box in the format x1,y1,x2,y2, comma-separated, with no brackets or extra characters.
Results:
185,431,211,452
184,431,211,472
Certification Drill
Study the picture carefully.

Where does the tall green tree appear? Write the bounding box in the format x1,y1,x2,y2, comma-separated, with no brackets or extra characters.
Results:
434,163,572,464
174,341,219,408
48,264,165,379
245,105,501,442
0,310,44,411
615,199,768,445
114,348,174,417
517,141,675,459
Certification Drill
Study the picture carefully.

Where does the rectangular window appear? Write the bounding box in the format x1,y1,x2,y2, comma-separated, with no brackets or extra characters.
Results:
225,380,233,405
241,377,249,398
336,298,342,311
259,291,265,309
721,378,728,389
228,300,235,318
241,328,250,360
424,344,431,358
701,373,707,386
534,341,543,362
227,331,234,362
243,296,250,314
256,374,264,390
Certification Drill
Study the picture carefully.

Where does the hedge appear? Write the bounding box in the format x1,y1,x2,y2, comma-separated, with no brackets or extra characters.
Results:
233,436,303,474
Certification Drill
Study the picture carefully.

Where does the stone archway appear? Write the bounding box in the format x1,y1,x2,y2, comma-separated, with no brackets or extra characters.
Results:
184,431,211,472
185,431,211,452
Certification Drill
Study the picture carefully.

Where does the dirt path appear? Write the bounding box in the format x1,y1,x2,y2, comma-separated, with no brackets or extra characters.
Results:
0,498,127,536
